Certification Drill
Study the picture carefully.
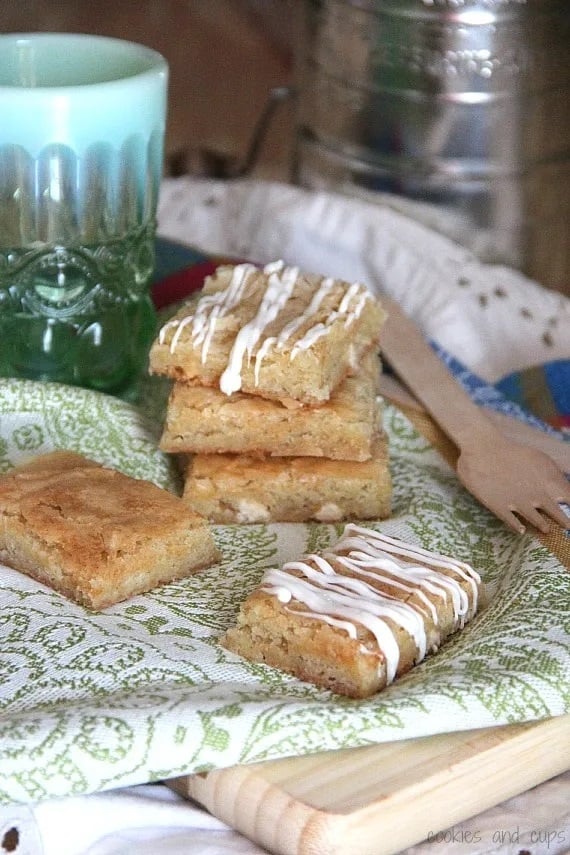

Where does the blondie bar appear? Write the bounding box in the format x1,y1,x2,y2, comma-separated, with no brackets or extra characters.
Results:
160,352,382,460
182,436,392,523
0,451,220,609
149,260,386,404
222,524,482,698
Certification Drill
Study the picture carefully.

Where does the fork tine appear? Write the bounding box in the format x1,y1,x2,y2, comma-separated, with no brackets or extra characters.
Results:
519,506,552,534
538,496,570,531
494,507,527,535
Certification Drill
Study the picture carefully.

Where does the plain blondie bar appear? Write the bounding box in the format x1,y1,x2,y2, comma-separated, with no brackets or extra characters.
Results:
182,437,392,524
0,451,220,609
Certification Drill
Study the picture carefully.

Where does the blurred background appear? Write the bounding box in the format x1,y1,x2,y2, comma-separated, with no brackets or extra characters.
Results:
0,0,299,180
1,1,569,294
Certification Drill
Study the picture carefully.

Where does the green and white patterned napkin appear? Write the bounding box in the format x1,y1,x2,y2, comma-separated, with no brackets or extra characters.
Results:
0,378,568,806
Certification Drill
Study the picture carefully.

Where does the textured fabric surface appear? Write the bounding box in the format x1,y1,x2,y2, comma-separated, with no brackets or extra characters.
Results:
1,183,568,854
0,378,569,806
496,360,570,431
0,342,568,806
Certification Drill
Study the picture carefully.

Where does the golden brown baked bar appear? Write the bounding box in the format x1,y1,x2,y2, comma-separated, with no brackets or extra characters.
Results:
160,352,383,460
182,436,392,524
221,524,483,698
149,260,386,404
0,451,220,610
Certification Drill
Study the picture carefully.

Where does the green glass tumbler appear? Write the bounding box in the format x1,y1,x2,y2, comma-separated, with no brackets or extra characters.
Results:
0,33,168,398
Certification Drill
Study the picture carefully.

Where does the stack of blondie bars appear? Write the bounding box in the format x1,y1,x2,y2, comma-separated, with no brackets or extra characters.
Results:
149,260,392,524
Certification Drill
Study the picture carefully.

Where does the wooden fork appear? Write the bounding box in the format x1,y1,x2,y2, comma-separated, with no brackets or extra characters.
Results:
378,293,570,535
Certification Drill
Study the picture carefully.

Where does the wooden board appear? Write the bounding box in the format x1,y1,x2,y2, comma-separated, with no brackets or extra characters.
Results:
169,715,570,855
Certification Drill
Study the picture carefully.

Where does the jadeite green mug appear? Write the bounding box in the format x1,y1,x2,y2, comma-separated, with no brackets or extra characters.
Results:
0,33,168,398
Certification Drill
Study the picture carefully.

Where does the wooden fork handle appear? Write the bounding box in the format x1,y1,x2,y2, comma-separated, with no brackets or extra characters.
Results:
379,294,498,450
377,372,570,473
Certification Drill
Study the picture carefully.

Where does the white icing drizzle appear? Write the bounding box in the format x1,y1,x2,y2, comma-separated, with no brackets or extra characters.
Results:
193,263,257,361
219,263,300,394
338,524,481,616
156,259,375,394
158,317,178,346
260,525,481,684
276,277,336,346
252,276,337,383
289,282,369,360
168,315,192,354
263,566,406,681
261,260,283,275
157,262,257,358
330,553,438,623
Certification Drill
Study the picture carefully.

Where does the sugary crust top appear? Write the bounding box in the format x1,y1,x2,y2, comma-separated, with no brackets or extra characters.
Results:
0,451,209,568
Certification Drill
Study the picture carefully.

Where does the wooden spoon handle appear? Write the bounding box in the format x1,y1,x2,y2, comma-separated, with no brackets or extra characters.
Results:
379,294,496,449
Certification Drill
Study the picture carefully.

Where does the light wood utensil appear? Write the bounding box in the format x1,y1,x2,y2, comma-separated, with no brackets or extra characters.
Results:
378,293,570,534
